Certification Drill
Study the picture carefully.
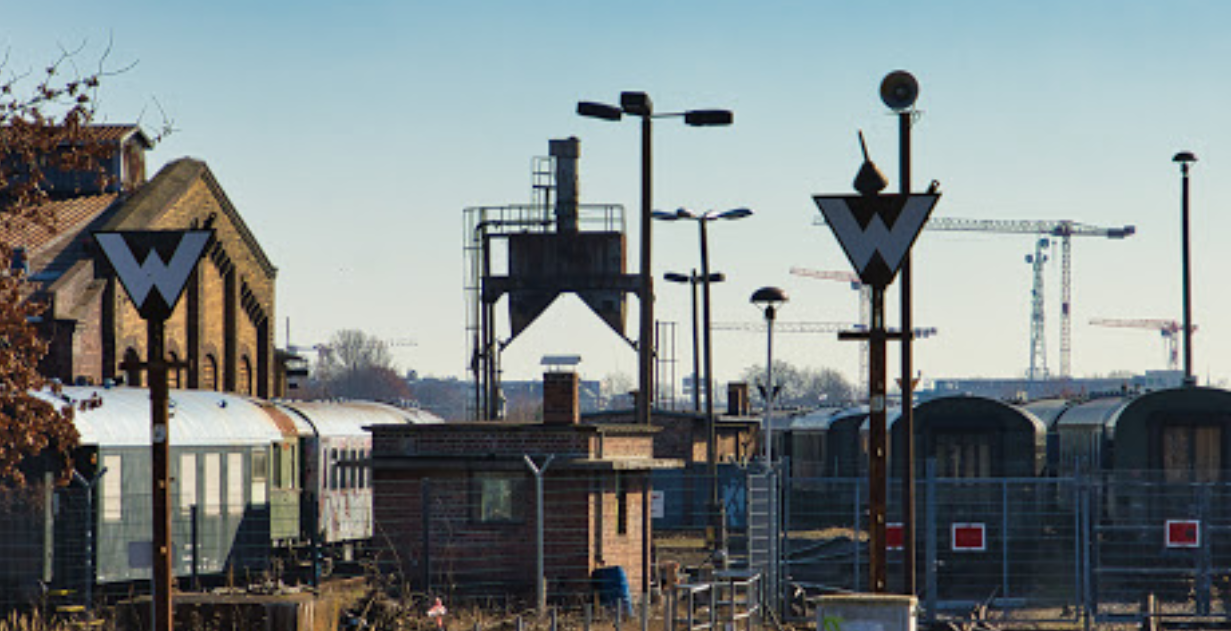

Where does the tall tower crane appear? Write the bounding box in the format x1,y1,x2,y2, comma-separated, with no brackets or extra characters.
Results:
924,218,1134,378
812,216,1134,378
1025,239,1051,381
1089,318,1194,371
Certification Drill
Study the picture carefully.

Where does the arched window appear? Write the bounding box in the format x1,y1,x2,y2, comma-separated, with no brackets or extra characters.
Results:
168,351,182,389
203,355,219,391
123,348,142,387
238,356,253,396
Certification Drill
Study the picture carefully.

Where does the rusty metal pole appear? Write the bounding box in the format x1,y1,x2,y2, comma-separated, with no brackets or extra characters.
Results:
1177,154,1196,387
149,317,173,631
869,285,888,593
699,221,724,556
638,111,654,427
898,108,917,596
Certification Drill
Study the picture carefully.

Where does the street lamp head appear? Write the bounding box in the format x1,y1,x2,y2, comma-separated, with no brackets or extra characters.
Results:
577,101,623,121
1174,151,1197,165
652,209,686,221
751,286,789,320
664,272,692,284
716,207,753,221
684,109,734,127
620,92,653,116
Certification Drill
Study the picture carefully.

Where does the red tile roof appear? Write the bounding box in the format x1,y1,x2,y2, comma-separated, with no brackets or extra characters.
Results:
0,193,118,254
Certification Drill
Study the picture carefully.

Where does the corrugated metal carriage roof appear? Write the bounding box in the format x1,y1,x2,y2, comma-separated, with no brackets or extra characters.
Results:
37,386,282,448
277,400,443,438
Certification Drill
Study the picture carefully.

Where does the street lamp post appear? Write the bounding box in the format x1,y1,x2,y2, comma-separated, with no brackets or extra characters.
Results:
752,285,787,614
751,287,788,464
1174,151,1198,387
656,207,751,555
578,93,732,604
664,270,725,413
578,94,733,428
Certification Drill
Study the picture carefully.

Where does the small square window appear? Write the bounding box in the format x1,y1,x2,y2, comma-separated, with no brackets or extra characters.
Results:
473,472,522,523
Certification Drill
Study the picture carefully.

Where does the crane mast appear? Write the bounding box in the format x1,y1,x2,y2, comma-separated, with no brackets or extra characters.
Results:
923,218,1135,379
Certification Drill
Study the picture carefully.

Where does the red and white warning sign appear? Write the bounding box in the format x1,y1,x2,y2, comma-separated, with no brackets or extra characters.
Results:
951,523,986,552
1166,520,1200,548
886,523,904,551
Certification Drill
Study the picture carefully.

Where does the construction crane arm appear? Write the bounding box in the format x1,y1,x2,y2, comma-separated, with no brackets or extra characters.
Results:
925,217,1136,238
1089,318,1184,333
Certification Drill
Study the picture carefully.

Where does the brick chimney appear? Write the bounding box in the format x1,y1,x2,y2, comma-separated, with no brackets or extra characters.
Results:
727,382,750,416
543,371,580,425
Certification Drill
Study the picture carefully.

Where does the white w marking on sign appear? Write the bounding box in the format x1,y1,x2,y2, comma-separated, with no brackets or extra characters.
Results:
818,196,935,275
96,232,211,309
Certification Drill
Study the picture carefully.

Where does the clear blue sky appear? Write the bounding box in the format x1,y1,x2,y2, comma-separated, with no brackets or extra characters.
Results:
7,1,1230,390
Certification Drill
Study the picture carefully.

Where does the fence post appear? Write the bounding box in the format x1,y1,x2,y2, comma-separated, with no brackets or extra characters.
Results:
191,503,199,590
1001,478,1010,598
924,459,937,625
664,586,674,631
1198,482,1211,616
422,478,432,592
523,455,554,617
1081,474,1093,631
854,477,862,592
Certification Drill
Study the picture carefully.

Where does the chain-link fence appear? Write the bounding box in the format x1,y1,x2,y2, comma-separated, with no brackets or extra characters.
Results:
8,464,1231,628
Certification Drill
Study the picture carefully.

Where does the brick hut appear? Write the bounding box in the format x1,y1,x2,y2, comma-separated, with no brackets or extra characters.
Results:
369,372,680,603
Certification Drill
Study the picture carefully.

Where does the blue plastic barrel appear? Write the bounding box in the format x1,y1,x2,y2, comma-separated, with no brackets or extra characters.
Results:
592,566,633,614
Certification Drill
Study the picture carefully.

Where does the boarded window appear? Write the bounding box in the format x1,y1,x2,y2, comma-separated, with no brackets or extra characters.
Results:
204,454,221,516
239,356,253,396
1164,424,1222,483
203,355,218,392
935,432,992,478
180,454,197,512
228,452,244,515
103,455,122,522
252,449,268,504
168,352,182,389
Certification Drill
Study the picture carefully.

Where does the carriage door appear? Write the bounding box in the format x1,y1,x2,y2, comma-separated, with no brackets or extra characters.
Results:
1162,424,1221,483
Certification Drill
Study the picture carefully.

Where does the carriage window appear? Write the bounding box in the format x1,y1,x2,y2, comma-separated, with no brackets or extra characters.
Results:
103,455,122,522
330,449,339,490
1163,425,1221,483
935,432,992,478
228,452,244,515
252,449,268,504
180,454,197,512
272,445,283,490
204,454,221,516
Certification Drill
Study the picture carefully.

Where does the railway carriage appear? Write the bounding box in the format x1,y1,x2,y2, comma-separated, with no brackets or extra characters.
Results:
0,386,442,609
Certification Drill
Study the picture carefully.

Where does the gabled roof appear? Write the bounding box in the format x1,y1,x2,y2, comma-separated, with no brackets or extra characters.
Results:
80,124,153,148
102,158,276,277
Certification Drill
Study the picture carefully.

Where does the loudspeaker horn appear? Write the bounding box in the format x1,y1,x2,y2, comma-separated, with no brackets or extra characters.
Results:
880,70,919,111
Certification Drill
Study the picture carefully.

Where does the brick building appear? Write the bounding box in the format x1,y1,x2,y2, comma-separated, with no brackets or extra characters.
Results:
370,372,680,603
3,125,278,396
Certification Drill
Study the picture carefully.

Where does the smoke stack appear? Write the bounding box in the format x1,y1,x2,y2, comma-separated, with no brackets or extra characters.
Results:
727,382,750,416
550,137,580,233
543,371,580,425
